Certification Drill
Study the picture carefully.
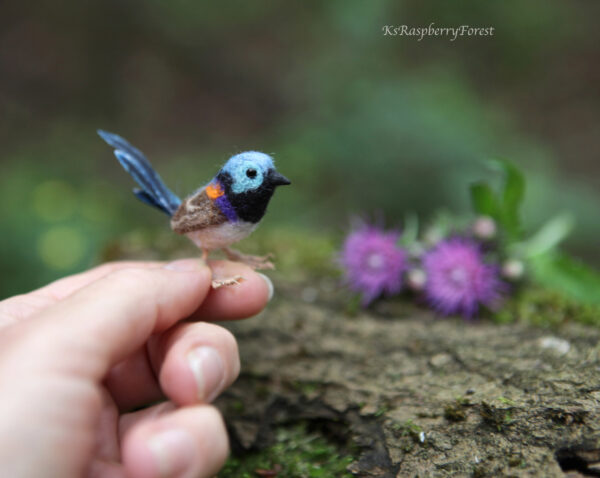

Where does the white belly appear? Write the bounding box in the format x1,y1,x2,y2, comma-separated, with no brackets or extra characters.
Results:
186,221,257,250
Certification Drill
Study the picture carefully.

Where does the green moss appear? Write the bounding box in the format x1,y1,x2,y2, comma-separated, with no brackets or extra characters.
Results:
291,380,319,395
443,405,466,422
507,455,524,468
496,396,516,406
455,396,470,407
479,401,514,432
390,420,425,453
443,397,474,422
219,423,354,478
231,400,245,413
494,286,600,328
391,420,423,442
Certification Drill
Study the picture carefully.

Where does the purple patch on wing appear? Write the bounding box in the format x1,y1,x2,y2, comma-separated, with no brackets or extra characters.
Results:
215,195,238,222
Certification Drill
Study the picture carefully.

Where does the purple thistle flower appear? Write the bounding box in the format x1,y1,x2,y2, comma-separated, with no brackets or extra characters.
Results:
340,224,407,306
423,238,503,318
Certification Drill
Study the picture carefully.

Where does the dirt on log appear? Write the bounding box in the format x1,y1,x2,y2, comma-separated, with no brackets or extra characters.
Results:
215,281,600,477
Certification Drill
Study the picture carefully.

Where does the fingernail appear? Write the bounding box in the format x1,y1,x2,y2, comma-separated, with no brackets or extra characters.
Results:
187,346,225,402
164,259,204,272
257,273,274,301
147,428,195,477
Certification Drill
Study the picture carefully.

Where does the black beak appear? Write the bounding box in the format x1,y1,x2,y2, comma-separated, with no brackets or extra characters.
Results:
269,170,291,187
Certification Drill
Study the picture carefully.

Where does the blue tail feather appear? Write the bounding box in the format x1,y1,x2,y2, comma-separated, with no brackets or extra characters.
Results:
133,189,166,211
98,130,147,161
97,130,181,216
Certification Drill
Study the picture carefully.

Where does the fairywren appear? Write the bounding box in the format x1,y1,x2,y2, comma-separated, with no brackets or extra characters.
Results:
98,130,290,285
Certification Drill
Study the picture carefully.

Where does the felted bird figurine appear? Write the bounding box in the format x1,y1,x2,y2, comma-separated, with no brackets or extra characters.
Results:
98,130,290,287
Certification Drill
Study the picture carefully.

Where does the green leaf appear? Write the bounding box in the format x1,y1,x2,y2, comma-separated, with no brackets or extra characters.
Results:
400,212,419,246
470,182,499,217
512,214,575,258
487,159,526,241
500,161,525,218
529,252,600,305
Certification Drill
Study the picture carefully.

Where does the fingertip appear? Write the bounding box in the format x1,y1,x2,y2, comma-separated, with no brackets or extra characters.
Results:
193,260,271,321
256,273,274,302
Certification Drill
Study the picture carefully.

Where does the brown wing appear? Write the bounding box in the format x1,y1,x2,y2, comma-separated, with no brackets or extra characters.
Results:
170,187,228,234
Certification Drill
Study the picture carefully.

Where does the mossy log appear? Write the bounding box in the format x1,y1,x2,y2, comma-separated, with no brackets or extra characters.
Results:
216,281,600,477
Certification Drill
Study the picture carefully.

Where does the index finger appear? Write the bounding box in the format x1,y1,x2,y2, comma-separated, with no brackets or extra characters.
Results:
0,262,164,328
31,259,212,377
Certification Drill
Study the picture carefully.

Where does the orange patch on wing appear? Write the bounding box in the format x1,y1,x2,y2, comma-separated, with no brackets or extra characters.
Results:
205,182,224,199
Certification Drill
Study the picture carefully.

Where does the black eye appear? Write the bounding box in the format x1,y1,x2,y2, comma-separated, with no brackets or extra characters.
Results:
246,168,257,179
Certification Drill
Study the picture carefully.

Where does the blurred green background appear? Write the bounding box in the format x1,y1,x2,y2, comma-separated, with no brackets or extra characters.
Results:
1,1,599,298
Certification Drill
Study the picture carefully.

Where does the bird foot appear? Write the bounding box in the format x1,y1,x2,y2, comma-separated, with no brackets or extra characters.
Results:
223,248,275,270
211,275,245,289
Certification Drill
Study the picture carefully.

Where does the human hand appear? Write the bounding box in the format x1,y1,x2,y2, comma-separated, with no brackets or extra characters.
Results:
0,259,272,478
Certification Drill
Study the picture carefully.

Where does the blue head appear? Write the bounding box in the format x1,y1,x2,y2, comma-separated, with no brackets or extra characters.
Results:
216,151,290,223
220,151,290,194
